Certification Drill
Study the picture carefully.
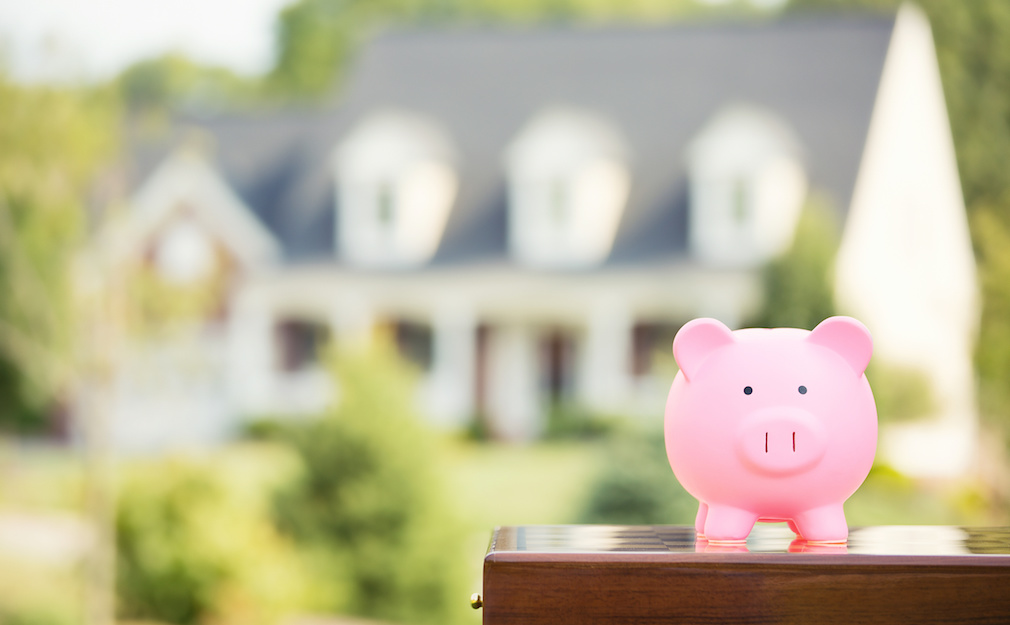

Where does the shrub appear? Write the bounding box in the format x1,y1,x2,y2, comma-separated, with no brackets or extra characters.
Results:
865,361,935,423
749,195,840,330
268,342,469,625
115,445,313,625
543,404,622,441
578,428,696,525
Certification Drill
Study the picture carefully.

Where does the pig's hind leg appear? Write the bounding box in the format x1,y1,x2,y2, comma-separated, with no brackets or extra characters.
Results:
793,504,848,543
694,502,709,536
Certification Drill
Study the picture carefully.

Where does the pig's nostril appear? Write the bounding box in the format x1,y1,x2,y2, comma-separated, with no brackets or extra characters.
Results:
765,432,768,453
793,432,796,452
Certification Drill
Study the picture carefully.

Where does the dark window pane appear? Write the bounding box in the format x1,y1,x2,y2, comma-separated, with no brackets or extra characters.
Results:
539,328,575,402
395,320,433,371
275,318,330,372
632,322,682,377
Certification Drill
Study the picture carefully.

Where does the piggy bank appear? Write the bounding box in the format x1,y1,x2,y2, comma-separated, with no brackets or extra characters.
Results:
664,316,877,543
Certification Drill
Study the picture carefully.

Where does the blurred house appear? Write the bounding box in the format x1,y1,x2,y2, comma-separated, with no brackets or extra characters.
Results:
99,5,977,477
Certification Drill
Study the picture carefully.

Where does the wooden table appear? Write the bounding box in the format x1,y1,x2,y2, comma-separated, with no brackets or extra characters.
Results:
480,525,1010,624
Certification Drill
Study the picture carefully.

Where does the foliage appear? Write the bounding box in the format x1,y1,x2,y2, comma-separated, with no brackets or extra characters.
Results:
125,264,230,337
0,553,80,625
117,54,259,115
543,403,623,441
115,446,314,625
971,207,1010,440
578,427,696,525
846,462,1000,526
865,361,934,423
0,76,117,430
748,196,840,330
267,342,469,625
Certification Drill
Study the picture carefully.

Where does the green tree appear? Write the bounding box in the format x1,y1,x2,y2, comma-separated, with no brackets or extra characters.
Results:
972,207,1010,441
115,447,314,625
749,196,840,330
0,76,116,430
117,54,257,115
268,342,469,625
579,428,696,525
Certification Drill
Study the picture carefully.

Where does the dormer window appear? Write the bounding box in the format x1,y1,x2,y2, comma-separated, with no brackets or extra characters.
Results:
334,111,458,267
687,104,808,268
506,107,631,268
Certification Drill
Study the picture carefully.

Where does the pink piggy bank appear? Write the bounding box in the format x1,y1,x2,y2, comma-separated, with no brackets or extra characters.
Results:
664,316,877,543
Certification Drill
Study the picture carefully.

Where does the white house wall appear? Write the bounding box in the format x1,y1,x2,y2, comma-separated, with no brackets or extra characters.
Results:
228,263,762,436
111,330,233,452
835,4,979,478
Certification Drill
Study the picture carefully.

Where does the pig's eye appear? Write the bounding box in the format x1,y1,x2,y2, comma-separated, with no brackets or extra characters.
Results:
743,386,753,395
798,385,808,395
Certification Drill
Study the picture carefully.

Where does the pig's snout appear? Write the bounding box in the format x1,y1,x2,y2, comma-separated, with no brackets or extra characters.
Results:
735,408,827,476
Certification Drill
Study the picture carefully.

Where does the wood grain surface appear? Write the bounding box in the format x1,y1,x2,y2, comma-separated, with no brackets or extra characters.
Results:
481,525,1010,624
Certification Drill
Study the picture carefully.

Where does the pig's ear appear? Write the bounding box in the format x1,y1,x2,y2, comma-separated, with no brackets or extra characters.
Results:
807,316,872,375
673,318,735,382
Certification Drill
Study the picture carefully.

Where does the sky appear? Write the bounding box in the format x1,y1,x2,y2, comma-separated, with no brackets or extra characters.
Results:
0,0,295,83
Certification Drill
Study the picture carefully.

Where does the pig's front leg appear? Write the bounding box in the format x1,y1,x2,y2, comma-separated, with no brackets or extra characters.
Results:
694,502,709,536
792,504,849,543
703,505,758,542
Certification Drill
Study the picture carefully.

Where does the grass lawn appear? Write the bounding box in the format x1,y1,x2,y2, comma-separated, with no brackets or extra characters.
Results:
442,439,604,530
846,464,1005,527
0,441,84,512
440,436,1008,543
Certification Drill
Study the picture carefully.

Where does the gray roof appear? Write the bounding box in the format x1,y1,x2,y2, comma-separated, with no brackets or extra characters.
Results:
131,16,895,266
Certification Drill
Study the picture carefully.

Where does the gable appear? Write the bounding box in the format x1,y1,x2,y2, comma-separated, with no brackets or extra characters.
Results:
127,145,281,270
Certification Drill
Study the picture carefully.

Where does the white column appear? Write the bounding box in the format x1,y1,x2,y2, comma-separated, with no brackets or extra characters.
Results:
330,293,374,349
426,304,476,429
227,285,275,417
486,325,542,441
580,302,632,412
